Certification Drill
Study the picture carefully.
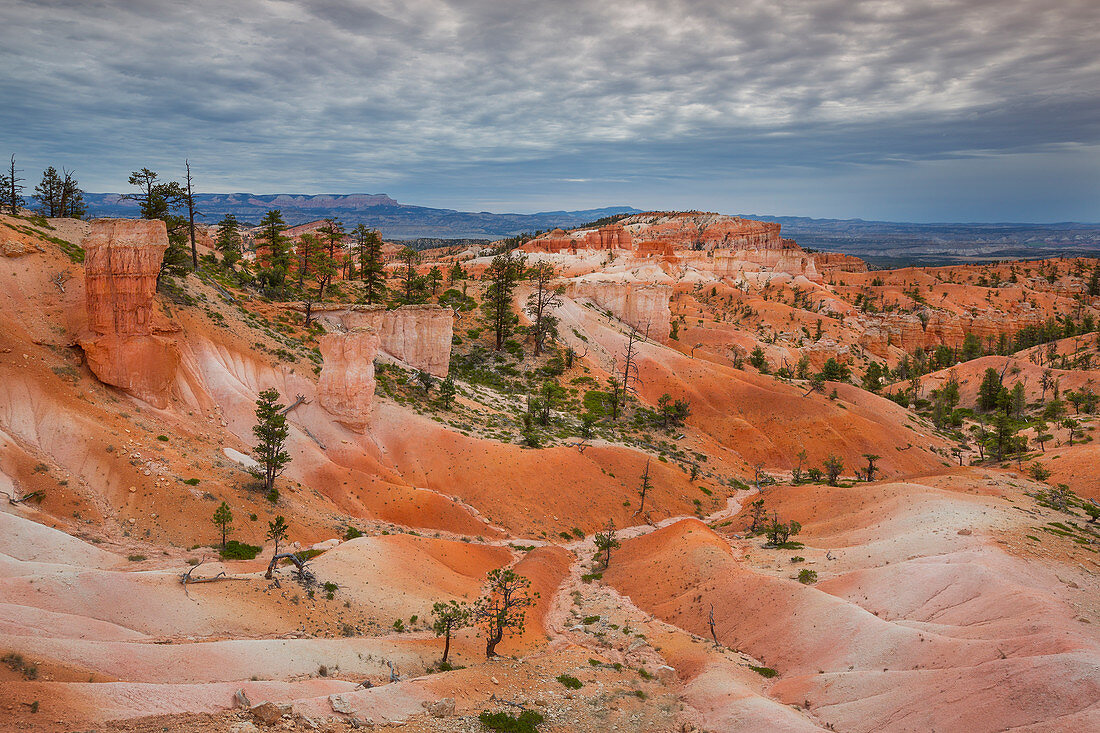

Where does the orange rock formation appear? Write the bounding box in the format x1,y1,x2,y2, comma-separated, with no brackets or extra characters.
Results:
78,219,180,408
318,327,380,431
567,280,673,340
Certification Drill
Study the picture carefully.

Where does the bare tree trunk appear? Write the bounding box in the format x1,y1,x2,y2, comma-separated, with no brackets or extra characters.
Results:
185,160,199,269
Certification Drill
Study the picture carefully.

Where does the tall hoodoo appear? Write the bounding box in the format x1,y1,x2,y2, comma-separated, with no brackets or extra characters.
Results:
78,219,180,408
318,327,379,431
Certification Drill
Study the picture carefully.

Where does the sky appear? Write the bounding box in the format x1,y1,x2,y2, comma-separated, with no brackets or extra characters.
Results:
1,0,1098,222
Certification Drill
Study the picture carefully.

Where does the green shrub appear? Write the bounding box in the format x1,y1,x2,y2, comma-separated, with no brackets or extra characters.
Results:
157,435,169,442
582,615,600,624
219,540,261,560
797,569,818,584
477,710,545,733
556,674,582,689
183,478,200,485
749,665,778,678
344,525,364,540
127,554,146,562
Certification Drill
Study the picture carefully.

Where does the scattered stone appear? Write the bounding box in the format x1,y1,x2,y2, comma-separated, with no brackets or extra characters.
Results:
229,723,259,733
491,676,500,685
423,698,455,718
251,701,291,725
957,528,972,535
235,688,252,708
329,693,355,714
655,665,677,684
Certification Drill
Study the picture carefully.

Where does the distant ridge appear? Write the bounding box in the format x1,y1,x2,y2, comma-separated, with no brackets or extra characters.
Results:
741,214,1100,266
81,192,641,239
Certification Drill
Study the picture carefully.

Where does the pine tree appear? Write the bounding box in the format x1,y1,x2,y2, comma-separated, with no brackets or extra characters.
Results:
431,600,471,665
481,249,527,349
256,210,291,290
353,224,386,304
977,367,1003,412
474,568,536,658
215,214,242,269
397,247,423,303
122,168,189,275
60,169,86,218
212,502,233,548
298,233,336,325
34,166,64,216
252,389,290,500
525,262,563,356
594,520,620,568
266,515,289,556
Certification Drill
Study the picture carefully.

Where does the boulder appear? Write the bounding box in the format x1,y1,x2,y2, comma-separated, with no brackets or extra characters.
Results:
329,693,356,714
251,701,291,725
423,698,456,718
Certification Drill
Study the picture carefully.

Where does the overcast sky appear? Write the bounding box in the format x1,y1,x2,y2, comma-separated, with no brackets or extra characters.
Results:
2,0,1098,221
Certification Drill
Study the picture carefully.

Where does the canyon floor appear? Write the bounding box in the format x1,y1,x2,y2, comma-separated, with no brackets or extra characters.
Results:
1,212,1099,732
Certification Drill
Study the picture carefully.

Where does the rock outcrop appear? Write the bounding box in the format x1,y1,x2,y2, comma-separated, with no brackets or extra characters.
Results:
520,212,824,282
79,219,180,408
816,252,868,274
568,280,672,340
318,328,379,431
376,305,453,378
314,304,454,377
858,309,1045,359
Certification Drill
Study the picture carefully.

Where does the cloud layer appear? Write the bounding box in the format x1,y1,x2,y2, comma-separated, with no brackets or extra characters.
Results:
2,0,1098,220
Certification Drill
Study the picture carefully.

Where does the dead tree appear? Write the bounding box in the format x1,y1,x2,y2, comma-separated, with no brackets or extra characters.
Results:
264,551,313,583
708,604,719,648
619,327,643,398
279,394,310,415
179,557,227,598
1,488,45,505
633,460,652,516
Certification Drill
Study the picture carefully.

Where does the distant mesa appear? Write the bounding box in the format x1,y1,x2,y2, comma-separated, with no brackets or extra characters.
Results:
80,192,641,239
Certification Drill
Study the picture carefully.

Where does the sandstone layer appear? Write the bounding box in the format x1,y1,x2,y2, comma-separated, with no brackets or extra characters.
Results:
78,219,180,408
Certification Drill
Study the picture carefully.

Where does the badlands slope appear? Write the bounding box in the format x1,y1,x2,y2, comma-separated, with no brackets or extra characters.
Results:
0,212,1098,732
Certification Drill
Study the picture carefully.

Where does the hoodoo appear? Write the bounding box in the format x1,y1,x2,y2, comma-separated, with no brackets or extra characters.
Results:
318,327,380,431
78,219,181,408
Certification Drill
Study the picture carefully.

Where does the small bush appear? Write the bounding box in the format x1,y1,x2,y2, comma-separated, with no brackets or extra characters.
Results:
477,710,545,733
556,674,583,689
344,525,364,540
797,569,818,584
183,478,200,485
749,665,778,678
157,435,169,442
790,556,805,563
582,615,601,624
2,653,37,680
127,554,147,562
219,540,261,560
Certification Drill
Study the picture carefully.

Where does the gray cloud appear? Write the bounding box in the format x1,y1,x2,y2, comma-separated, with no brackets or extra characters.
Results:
1,0,1097,220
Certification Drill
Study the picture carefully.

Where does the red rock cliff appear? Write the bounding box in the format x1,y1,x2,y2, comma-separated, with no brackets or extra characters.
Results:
79,219,180,408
